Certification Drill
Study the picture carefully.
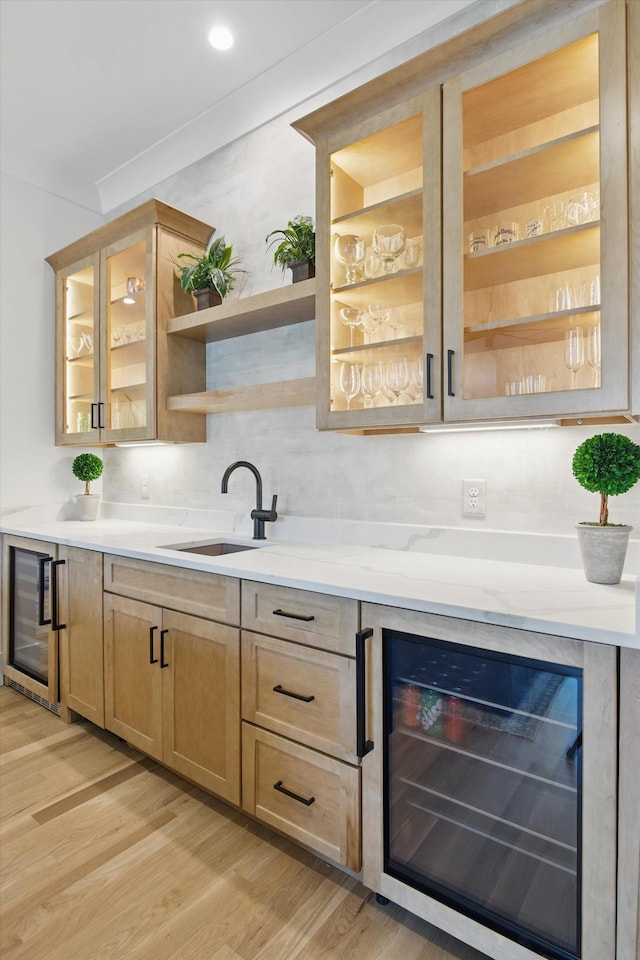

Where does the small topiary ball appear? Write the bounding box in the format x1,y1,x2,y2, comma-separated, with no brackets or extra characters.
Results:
572,432,640,525
72,453,103,495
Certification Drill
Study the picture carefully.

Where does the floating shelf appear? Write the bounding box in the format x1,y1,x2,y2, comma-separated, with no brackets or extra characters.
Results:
167,378,316,415
166,279,316,343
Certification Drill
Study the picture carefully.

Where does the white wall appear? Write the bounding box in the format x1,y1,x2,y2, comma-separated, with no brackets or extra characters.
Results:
0,173,103,513
101,114,640,542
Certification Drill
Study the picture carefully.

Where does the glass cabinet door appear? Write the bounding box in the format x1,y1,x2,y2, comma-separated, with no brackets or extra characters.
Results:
318,88,441,430
443,3,628,422
102,231,153,440
60,255,99,442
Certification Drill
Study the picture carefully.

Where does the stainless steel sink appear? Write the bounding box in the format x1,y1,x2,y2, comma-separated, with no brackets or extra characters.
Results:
161,539,264,556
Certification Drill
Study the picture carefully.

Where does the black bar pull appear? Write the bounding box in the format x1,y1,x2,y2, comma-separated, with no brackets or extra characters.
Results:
38,556,53,626
98,402,105,429
272,609,315,622
273,780,315,806
273,684,315,703
160,629,169,668
51,559,66,631
425,353,434,400
356,627,374,758
149,626,158,664
447,349,455,397
90,403,98,430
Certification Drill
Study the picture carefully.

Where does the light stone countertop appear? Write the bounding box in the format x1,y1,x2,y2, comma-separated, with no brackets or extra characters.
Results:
1,513,637,649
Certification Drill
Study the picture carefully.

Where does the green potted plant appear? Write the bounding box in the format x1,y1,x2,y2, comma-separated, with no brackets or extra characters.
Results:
172,234,245,310
572,432,640,583
265,214,315,283
72,453,103,521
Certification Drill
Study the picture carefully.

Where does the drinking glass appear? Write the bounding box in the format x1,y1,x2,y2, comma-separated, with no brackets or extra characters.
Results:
579,275,600,307
385,356,410,404
401,238,421,268
360,310,378,344
372,224,406,274
386,306,403,339
549,283,574,313
407,355,424,402
338,362,361,410
587,323,601,388
361,361,384,408
368,302,390,340
81,332,94,355
363,249,382,279
68,333,84,359
338,306,363,347
335,234,365,284
564,326,585,388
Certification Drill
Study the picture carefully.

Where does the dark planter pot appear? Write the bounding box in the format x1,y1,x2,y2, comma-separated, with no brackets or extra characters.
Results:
288,260,315,283
193,288,223,310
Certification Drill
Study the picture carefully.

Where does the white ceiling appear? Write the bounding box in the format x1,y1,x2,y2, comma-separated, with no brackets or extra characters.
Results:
0,0,492,213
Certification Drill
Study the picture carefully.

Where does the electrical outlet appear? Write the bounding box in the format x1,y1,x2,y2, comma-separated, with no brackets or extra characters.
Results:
140,475,151,500
462,479,486,517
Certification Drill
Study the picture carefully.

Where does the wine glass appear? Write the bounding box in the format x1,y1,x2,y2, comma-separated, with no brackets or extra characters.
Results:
407,355,425,402
386,306,403,339
587,323,601,388
338,362,361,410
385,356,410,404
372,224,406,274
338,306,363,347
367,302,389,340
68,333,84,359
564,326,585,389
335,234,365,284
361,361,384,408
401,238,421,269
359,310,378,344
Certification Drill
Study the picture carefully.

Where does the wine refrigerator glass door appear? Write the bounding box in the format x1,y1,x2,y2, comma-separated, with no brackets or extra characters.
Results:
383,629,582,960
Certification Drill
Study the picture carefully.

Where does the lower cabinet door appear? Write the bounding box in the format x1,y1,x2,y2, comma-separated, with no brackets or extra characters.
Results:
104,593,164,760
60,546,104,726
162,609,240,805
242,723,361,871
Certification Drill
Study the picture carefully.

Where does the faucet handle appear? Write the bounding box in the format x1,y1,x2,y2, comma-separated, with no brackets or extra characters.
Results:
251,494,278,524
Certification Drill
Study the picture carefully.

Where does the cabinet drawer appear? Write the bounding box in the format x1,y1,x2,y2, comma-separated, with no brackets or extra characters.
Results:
242,723,360,871
104,555,239,625
241,581,358,655
242,631,357,763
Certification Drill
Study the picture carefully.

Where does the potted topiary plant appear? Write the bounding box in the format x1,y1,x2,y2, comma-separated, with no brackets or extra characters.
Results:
572,432,640,583
265,214,315,283
72,452,103,521
172,233,245,310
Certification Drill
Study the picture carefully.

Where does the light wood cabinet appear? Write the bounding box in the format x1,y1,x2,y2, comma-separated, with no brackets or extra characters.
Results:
59,546,104,726
103,558,241,804
240,580,362,868
46,199,212,445
295,0,633,431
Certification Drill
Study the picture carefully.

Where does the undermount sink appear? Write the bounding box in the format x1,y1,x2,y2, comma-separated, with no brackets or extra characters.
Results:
161,539,266,556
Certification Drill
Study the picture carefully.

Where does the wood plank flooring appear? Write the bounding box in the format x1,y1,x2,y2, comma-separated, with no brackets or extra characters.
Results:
0,687,491,960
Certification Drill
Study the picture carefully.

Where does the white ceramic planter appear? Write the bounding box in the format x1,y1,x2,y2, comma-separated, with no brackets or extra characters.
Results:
75,493,100,521
575,523,632,584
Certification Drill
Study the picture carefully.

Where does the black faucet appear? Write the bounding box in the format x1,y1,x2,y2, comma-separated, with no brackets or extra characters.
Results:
221,460,278,540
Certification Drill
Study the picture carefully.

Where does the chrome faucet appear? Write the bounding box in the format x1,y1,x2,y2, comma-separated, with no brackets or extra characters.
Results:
221,460,278,540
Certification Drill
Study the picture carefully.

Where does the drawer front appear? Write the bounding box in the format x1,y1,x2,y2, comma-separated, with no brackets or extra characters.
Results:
104,555,240,625
242,723,360,872
242,631,357,763
241,581,358,655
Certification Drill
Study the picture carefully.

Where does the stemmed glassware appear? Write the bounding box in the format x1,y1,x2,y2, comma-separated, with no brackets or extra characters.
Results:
564,326,585,389
68,333,84,359
335,234,365,284
407,355,424,403
338,306,363,347
587,323,601,388
367,302,389,340
385,356,410,404
361,361,384,408
372,224,406,274
338,362,361,410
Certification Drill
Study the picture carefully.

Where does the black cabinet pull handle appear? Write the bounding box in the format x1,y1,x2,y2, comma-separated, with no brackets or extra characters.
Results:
447,349,455,397
98,402,105,429
149,626,158,664
38,556,53,626
356,627,374,758
426,353,434,400
51,559,66,631
90,403,98,430
273,780,315,806
272,609,315,622
273,684,315,703
160,629,169,668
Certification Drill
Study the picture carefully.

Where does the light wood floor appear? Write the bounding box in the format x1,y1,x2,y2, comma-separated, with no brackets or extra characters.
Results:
0,686,491,960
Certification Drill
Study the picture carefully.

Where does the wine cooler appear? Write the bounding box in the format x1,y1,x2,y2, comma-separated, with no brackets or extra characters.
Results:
360,604,617,960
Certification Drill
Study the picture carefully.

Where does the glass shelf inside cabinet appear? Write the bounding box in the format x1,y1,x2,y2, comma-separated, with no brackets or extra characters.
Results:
64,263,96,436
459,31,602,404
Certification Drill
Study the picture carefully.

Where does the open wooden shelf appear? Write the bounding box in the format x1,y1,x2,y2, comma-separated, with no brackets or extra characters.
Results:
166,278,316,343
167,378,316,415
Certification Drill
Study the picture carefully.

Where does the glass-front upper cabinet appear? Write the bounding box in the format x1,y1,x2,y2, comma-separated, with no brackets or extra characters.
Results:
442,1,628,422
49,199,212,446
316,89,441,430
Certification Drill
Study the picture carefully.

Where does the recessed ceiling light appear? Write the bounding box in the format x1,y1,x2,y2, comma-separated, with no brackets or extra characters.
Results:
208,25,233,51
